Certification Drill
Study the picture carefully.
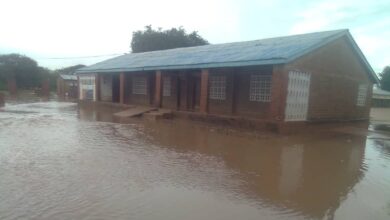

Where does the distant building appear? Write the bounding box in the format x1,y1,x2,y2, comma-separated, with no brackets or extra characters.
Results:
76,29,379,130
372,86,390,107
57,74,77,99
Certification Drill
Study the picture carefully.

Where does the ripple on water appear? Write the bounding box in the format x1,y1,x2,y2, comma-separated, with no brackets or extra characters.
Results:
1,102,390,220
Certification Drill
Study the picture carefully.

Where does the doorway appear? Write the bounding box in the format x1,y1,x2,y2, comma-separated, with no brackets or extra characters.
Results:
112,74,120,103
177,73,201,111
285,71,311,121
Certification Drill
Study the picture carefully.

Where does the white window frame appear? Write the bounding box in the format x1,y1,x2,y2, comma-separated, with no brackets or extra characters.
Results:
132,76,147,95
356,84,368,106
163,76,171,97
249,74,272,102
79,75,96,101
209,75,227,100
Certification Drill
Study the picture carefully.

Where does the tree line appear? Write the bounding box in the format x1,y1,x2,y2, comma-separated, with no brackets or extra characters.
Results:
0,26,208,92
1,26,389,92
0,54,85,91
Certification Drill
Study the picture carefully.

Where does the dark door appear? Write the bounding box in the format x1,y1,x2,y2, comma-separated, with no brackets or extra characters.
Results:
112,75,120,103
188,75,201,111
193,76,201,110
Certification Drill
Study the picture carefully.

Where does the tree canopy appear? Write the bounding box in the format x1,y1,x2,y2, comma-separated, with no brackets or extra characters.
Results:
380,66,390,91
0,54,86,91
0,54,46,89
131,25,209,53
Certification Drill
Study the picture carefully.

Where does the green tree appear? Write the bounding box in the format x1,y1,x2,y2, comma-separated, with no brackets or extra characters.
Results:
380,66,390,91
0,53,41,89
131,25,209,53
54,64,86,75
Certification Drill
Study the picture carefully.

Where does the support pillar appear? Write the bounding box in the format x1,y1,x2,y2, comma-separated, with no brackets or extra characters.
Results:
154,70,162,107
95,74,100,101
0,92,4,107
200,69,209,113
7,79,17,96
41,79,50,98
77,76,80,100
269,65,287,121
119,73,125,104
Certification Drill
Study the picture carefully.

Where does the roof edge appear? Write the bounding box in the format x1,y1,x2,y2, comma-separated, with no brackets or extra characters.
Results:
286,29,379,84
75,58,286,74
286,29,348,62
344,32,380,84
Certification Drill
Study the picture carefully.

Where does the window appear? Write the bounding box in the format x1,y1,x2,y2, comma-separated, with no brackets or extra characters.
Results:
249,74,272,102
132,76,147,95
209,75,226,100
356,84,368,106
79,76,95,100
163,76,171,97
80,78,94,85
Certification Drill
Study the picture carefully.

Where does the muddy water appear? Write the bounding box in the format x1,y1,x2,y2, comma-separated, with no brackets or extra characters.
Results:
0,102,390,220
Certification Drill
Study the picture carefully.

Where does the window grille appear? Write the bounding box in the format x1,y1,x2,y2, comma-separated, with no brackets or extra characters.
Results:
209,75,226,100
163,76,171,97
132,76,147,95
356,84,368,106
249,74,271,102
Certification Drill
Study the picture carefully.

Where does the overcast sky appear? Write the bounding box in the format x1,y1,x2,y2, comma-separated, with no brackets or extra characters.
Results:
0,0,389,72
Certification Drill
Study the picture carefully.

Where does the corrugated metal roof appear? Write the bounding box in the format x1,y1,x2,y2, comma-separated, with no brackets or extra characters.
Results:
373,87,390,97
59,74,77,80
76,29,378,83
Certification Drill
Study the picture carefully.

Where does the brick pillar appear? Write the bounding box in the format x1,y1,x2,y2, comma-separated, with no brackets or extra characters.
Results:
7,79,17,96
0,92,4,107
119,73,125,104
269,65,287,121
41,79,50,97
95,74,100,101
154,70,162,107
77,76,81,100
200,69,209,113
57,78,61,97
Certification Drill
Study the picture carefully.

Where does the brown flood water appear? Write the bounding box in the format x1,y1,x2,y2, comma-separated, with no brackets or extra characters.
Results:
0,101,390,220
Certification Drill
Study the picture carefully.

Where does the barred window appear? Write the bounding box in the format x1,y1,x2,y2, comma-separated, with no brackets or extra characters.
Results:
249,74,271,102
80,78,94,85
132,76,147,95
209,75,226,100
356,84,368,106
163,76,171,97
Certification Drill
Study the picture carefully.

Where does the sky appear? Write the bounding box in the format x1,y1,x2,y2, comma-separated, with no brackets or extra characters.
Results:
0,0,389,72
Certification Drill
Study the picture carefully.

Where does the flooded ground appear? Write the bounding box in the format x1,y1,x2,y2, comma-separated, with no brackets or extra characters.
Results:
0,101,390,220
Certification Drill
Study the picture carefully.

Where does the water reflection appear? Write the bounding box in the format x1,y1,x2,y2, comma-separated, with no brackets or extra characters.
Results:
1,102,388,220
134,119,367,219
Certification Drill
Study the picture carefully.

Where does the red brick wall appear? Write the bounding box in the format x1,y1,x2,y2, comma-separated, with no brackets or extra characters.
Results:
126,72,155,106
161,71,179,109
207,68,234,115
234,66,274,119
285,36,373,121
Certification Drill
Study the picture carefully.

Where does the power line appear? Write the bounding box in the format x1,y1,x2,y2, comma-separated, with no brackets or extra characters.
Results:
36,53,126,60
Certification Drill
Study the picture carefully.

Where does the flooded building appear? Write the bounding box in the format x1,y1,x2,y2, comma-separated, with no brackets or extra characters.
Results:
76,29,379,129
372,86,390,107
57,74,78,99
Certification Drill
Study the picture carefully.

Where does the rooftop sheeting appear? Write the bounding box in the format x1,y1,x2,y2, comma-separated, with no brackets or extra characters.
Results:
373,87,390,97
59,74,77,81
77,29,378,83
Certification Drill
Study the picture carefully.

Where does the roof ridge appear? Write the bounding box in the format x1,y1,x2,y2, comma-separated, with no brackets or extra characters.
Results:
123,29,349,55
77,28,378,83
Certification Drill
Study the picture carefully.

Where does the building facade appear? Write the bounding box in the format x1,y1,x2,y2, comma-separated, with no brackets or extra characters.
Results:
57,74,78,99
372,86,390,107
77,30,378,126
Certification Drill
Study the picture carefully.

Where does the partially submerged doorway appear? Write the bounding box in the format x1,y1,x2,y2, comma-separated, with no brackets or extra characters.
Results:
112,74,120,103
177,72,201,111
